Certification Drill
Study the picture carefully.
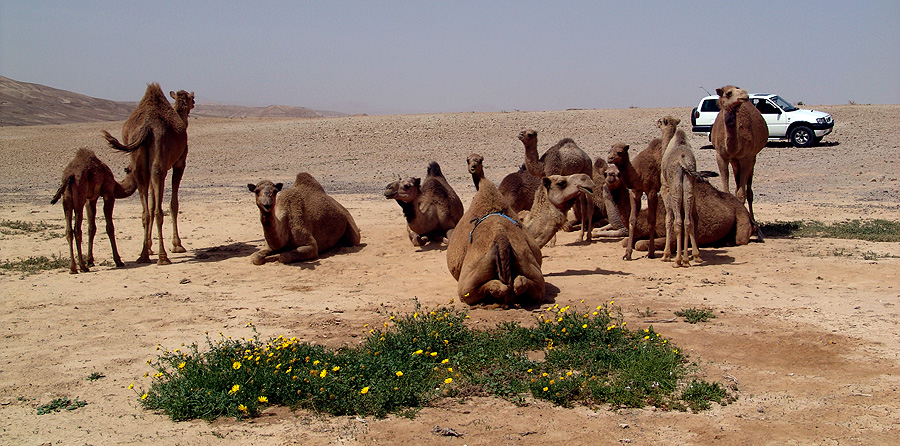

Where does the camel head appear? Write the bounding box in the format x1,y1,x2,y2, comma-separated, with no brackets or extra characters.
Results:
170,90,196,113
606,142,630,166
657,115,681,130
542,174,594,211
466,153,484,175
603,164,625,191
716,85,750,112
248,180,283,213
383,177,420,203
518,129,538,146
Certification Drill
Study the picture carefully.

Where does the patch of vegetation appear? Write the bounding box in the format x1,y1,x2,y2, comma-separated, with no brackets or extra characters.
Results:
759,219,900,243
137,303,730,421
36,397,87,415
0,219,63,233
87,372,106,381
675,308,716,324
0,254,69,275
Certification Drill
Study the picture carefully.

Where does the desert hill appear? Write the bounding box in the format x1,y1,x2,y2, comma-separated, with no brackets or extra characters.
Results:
0,76,346,126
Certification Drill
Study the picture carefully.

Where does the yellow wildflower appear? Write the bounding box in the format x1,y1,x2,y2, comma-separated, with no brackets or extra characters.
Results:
360,386,369,394
141,393,149,400
430,352,438,357
230,384,240,394
233,361,241,370
582,324,588,329
258,396,268,403
395,371,403,377
320,369,327,378
332,366,340,371
441,359,449,364
128,383,134,390
444,378,453,384
238,404,248,413
178,362,186,369
414,349,423,355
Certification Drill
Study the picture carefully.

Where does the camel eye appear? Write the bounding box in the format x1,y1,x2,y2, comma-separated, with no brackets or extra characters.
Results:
559,180,567,188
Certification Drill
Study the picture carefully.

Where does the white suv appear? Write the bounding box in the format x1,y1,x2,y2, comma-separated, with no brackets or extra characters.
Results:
691,93,834,147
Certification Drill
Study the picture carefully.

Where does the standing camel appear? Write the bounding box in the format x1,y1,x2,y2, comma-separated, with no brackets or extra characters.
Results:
711,85,767,240
518,129,594,242
660,127,701,267
51,148,137,273
101,83,194,265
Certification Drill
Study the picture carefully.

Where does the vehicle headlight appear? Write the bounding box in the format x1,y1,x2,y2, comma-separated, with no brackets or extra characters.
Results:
817,118,826,124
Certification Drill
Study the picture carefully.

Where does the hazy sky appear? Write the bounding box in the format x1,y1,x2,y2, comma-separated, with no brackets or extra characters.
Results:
2,1,898,115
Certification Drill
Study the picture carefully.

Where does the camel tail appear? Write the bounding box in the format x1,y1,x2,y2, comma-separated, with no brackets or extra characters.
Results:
426,161,444,178
102,125,150,153
680,155,704,180
50,175,73,205
493,235,515,286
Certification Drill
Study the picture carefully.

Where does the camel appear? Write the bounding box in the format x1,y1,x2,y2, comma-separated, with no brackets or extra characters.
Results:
498,164,541,214
519,174,595,248
590,163,630,238
711,85,768,241
248,173,361,265
630,177,754,252
446,177,544,307
384,162,464,247
50,148,137,273
660,126,701,267
607,116,679,260
518,129,594,242
101,83,194,265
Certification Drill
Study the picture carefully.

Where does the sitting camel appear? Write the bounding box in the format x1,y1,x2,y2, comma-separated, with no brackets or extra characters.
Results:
384,162,464,247
519,129,594,242
248,173,361,265
467,153,540,214
607,116,679,260
51,148,137,273
591,163,630,238
660,126,701,267
446,177,545,307
630,178,754,252
711,85,767,240
519,174,595,248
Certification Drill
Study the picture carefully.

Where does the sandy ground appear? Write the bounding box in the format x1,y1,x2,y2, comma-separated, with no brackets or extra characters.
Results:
1,105,899,445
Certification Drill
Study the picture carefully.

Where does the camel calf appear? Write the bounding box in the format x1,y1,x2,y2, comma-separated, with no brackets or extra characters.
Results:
51,148,137,273
384,161,463,247
249,173,361,265
446,178,545,307
520,174,595,248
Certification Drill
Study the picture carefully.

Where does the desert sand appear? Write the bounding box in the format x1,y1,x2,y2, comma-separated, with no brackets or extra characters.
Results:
1,105,899,445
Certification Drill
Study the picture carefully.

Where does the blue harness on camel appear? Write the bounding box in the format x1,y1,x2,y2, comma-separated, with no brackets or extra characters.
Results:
469,211,520,243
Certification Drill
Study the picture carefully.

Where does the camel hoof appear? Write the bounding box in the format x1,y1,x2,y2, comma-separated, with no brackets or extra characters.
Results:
114,261,125,267
136,256,152,264
171,246,187,253
69,269,78,275
157,257,172,266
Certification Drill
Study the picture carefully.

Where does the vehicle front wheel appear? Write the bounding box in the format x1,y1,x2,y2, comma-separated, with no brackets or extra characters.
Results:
790,126,815,147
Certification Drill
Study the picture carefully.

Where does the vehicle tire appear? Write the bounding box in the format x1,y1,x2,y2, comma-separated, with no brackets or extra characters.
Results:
790,126,815,147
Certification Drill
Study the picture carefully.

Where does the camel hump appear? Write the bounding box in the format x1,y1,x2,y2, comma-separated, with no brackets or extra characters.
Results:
292,172,325,191
426,161,444,178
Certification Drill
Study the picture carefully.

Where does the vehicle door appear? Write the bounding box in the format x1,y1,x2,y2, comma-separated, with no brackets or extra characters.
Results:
752,98,788,137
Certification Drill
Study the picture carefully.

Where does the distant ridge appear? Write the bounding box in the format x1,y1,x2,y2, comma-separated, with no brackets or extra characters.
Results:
0,76,347,126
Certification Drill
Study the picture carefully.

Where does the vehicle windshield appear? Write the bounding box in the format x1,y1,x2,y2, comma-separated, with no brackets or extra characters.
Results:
771,96,798,112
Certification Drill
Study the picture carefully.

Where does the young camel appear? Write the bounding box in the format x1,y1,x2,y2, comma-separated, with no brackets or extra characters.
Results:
606,116,679,260
384,161,464,247
711,85,767,240
101,83,194,265
51,148,137,273
591,163,630,238
467,153,540,214
660,127,702,267
519,174,596,248
248,173,361,265
518,130,594,242
446,177,545,307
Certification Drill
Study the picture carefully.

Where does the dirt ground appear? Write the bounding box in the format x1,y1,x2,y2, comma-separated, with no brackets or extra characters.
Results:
1,105,899,445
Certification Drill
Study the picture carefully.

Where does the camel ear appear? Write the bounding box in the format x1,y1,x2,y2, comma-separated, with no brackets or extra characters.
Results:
715,88,724,97
542,177,552,190
247,184,257,192
413,178,421,188
170,91,176,99
275,183,283,191
623,144,629,152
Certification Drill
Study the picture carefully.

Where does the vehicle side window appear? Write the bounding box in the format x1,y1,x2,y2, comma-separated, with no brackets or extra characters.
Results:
756,100,780,114
700,99,719,112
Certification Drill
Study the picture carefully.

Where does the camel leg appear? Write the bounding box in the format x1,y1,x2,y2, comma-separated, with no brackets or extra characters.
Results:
103,197,124,267
684,178,701,265
646,191,659,259
250,248,273,265
716,152,730,194
741,160,764,242
73,202,88,273
513,262,546,303
169,151,187,253
85,198,98,267
672,186,685,267
624,190,642,260
731,160,746,203
136,184,153,263
150,165,170,265
63,199,78,274
277,245,318,264
661,193,674,263
457,254,511,305
580,195,593,243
